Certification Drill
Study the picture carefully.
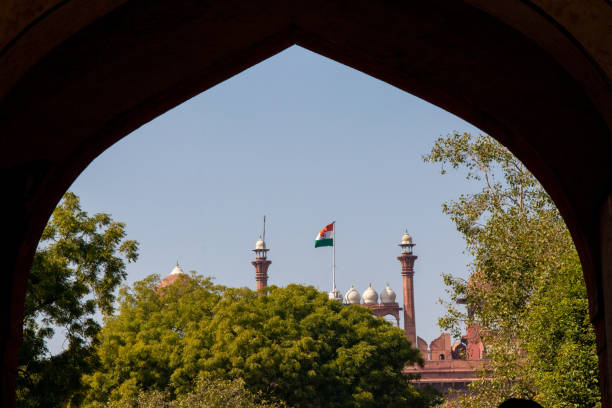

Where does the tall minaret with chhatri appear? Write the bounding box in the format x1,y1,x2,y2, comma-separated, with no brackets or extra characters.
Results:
398,231,418,346
252,216,271,292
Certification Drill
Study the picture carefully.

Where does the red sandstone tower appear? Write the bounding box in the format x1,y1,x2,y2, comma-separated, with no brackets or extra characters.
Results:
398,231,418,346
252,236,271,292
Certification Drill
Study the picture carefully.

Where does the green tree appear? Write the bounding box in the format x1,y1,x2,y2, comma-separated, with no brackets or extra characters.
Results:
104,378,284,408
83,279,432,408
18,192,139,407
423,132,599,407
83,274,222,405
524,251,600,407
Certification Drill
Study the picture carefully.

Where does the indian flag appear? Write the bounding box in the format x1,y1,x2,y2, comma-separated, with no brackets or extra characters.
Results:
315,222,334,248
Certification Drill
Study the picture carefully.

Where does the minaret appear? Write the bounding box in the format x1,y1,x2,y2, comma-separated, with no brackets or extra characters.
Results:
252,217,271,293
398,231,418,346
252,237,271,292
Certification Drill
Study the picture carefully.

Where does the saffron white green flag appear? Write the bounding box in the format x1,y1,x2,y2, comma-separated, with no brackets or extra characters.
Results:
315,223,334,248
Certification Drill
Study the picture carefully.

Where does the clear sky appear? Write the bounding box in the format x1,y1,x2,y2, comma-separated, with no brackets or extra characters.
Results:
68,45,484,346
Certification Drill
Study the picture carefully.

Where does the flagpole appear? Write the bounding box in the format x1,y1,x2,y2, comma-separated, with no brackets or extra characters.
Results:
332,221,336,290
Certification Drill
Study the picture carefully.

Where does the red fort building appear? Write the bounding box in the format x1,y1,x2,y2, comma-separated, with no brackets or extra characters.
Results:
247,230,486,394
336,232,485,393
162,230,485,394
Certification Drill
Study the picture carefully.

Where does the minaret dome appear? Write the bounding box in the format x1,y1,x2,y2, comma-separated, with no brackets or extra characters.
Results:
362,284,379,304
170,261,185,275
380,283,397,303
344,285,361,304
253,236,269,258
328,287,343,301
399,230,416,254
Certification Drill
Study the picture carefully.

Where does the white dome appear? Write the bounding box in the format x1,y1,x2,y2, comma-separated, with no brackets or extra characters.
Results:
401,232,413,245
344,285,361,304
328,287,342,301
380,283,396,303
362,284,379,304
255,237,266,250
170,261,185,275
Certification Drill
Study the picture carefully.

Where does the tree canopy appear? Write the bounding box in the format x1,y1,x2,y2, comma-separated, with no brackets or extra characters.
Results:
83,278,432,408
423,132,600,407
106,377,283,408
18,192,139,407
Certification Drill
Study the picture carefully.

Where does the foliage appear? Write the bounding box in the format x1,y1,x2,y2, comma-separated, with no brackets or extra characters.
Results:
102,377,283,408
423,132,600,407
17,192,139,407
82,274,222,405
524,251,600,408
83,281,432,408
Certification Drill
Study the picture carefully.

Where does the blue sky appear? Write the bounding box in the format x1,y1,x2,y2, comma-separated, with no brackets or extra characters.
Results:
68,45,484,346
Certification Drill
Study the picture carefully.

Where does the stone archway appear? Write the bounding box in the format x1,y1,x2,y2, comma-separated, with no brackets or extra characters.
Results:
2,1,612,406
